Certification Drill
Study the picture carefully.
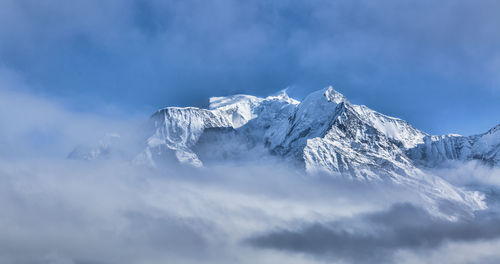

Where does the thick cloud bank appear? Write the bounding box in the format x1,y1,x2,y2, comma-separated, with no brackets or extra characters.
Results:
248,203,500,264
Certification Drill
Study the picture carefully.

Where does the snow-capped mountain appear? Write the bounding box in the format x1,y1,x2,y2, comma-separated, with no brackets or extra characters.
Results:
141,86,499,174
132,86,499,218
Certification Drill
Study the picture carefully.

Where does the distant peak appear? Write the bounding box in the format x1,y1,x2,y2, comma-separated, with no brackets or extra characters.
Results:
267,88,289,100
266,88,300,104
324,85,347,104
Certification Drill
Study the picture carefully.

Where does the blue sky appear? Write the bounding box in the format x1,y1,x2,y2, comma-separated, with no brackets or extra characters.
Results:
1,0,499,135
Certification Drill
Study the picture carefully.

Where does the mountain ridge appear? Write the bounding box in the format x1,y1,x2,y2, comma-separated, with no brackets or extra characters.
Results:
137,86,499,175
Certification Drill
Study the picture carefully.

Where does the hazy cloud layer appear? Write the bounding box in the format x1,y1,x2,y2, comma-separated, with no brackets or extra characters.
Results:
1,0,499,134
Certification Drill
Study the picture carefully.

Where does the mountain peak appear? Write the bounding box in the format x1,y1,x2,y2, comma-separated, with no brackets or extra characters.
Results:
324,85,347,104
265,89,300,105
